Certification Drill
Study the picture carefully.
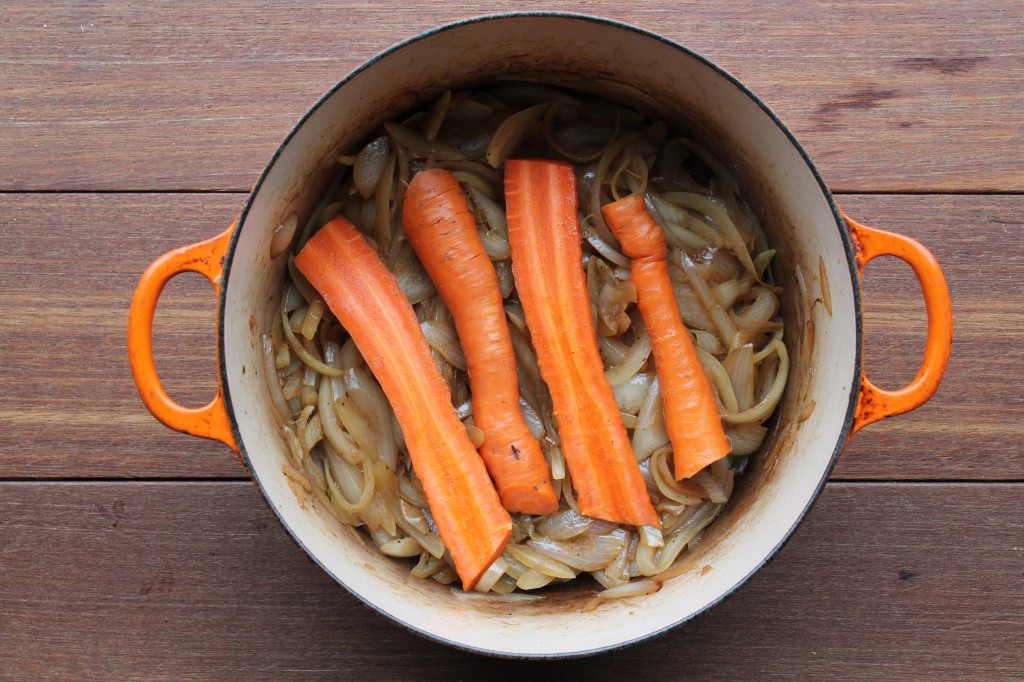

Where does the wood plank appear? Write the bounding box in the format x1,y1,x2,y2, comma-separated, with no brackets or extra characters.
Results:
835,195,1024,480
0,193,246,478
1,1,1021,192
1,193,1020,479
0,481,1020,678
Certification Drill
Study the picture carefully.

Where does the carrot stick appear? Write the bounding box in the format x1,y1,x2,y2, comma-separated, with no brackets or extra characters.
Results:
295,217,511,590
402,169,558,515
504,159,659,528
602,194,731,480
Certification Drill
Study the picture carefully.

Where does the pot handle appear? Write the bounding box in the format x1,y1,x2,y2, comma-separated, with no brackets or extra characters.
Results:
127,224,238,452
844,211,953,436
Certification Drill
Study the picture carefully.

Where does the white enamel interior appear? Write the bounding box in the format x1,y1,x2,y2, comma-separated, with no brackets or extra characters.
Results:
220,15,859,657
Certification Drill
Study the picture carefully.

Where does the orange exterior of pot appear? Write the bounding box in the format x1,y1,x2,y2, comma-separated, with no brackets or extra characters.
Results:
844,212,954,435
127,224,238,452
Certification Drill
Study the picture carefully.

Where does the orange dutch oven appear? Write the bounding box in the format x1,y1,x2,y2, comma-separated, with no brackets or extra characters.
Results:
127,13,952,657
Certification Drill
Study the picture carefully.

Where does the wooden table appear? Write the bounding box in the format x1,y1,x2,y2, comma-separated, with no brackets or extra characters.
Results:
2,2,1022,678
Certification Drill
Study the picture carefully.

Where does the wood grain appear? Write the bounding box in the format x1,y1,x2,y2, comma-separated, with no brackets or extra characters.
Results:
837,194,1024,479
0,193,245,478
1,193,1018,479
1,1,1021,192
2,3,1016,678
0,481,1020,679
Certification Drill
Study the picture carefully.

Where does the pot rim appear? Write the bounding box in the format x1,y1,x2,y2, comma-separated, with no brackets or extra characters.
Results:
217,10,863,658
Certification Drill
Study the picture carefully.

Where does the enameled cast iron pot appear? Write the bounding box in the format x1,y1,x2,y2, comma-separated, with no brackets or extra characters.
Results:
127,13,953,657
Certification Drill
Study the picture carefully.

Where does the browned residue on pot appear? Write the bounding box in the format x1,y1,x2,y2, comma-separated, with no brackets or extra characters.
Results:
798,400,817,423
818,255,832,317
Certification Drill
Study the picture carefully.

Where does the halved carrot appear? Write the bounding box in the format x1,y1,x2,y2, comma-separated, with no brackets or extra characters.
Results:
403,169,559,515
295,217,512,590
602,194,731,480
504,159,659,528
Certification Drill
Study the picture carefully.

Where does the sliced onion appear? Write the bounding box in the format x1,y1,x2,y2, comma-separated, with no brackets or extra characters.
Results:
673,250,738,344
694,346,739,413
639,525,665,549
474,557,508,593
519,397,545,440
506,543,577,579
356,490,393,536
324,443,375,514
261,335,289,427
343,364,398,472
464,423,485,449
477,225,510,261
602,530,637,585
711,456,734,501
582,579,662,612
486,102,549,168
508,325,541,394
735,287,779,325
597,277,637,338
515,568,556,591
299,299,325,340
397,469,429,509
664,192,756,276
280,306,341,377
611,372,650,414
301,412,323,452
670,278,715,332
450,588,543,603
693,470,728,504
375,461,445,558
467,188,510,260
724,343,756,412
722,339,789,425
412,554,447,580
384,121,465,160
545,108,618,164
701,248,744,284
535,508,595,541
504,301,527,331
379,537,422,558
636,502,721,576
269,213,298,258
651,448,703,505
491,82,579,107
390,241,436,304
599,335,629,367
647,194,721,250
422,89,451,141
632,376,669,462
604,322,651,386
436,159,503,187
586,233,631,268
494,260,515,299
334,398,374,454
452,170,498,201
420,320,467,371
692,329,723,355
754,249,776,280
451,132,491,160
353,135,390,198
713,277,754,310
548,446,566,480
527,529,627,572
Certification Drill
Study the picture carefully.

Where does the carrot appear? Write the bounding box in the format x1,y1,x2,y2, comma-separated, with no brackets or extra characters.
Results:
504,159,659,528
602,194,731,480
295,217,511,590
402,169,559,515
